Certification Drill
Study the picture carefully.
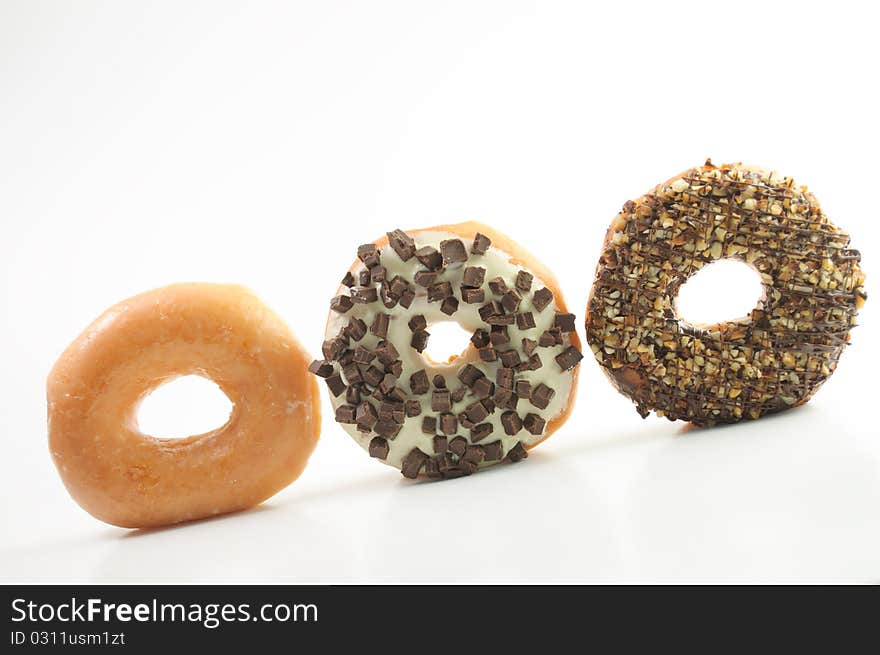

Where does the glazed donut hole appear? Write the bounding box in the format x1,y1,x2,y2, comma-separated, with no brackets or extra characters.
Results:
135,374,233,440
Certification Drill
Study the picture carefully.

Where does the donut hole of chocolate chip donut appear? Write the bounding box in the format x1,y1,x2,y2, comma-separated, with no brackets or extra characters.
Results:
136,374,233,440
422,320,474,365
674,259,766,330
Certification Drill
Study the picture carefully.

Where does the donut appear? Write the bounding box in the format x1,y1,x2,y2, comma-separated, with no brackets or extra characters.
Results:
585,161,866,425
310,222,583,479
47,283,321,528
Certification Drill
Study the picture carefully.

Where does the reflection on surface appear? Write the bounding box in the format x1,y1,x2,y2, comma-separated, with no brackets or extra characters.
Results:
630,406,880,582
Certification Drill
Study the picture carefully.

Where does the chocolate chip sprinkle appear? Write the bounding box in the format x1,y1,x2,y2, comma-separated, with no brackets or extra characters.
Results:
532,287,554,312
440,413,458,435
441,296,459,316
530,383,556,409
308,359,334,378
369,437,389,460
356,402,378,428
471,232,491,255
431,388,451,412
358,243,380,267
387,229,416,261
554,312,576,333
458,364,484,387
464,445,486,464
346,318,367,341
449,436,467,457
555,346,584,371
483,441,503,461
501,290,521,313
501,411,522,435
440,239,468,265
470,423,493,442
330,295,354,313
410,369,430,395
411,330,429,353
414,270,439,287
515,271,533,292
370,313,389,338
472,377,494,399
353,346,374,364
359,365,380,388
506,441,528,462
500,349,521,368
525,353,543,371
465,401,489,423
415,245,443,271
479,348,497,362
325,374,346,397
523,413,546,435
488,277,508,296
470,329,490,348
494,387,518,410
489,325,510,346
401,448,428,478
462,266,486,288
335,405,356,423
427,281,453,302
516,312,536,330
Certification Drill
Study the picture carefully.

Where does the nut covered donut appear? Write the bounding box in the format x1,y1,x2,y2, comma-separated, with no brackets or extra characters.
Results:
585,161,867,425
47,283,321,528
310,222,583,479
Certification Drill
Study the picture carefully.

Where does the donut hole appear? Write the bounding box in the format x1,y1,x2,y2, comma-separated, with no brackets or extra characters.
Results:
675,259,765,328
422,321,474,364
136,375,233,439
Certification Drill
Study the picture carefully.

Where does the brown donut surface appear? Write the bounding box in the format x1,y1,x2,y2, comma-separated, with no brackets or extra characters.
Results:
310,222,583,479
585,161,866,425
47,283,321,528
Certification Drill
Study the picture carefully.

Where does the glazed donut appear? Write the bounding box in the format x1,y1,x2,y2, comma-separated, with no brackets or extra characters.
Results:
585,161,866,425
310,222,583,479
47,283,321,528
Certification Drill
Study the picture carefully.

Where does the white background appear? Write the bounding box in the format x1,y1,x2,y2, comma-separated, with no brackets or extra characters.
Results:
1,1,878,583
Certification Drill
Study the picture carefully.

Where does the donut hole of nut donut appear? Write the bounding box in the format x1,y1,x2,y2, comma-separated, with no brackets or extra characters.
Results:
422,320,474,365
136,374,233,439
674,259,766,329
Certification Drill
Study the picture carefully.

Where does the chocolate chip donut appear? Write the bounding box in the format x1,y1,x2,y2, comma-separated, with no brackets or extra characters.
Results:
310,222,583,479
585,161,866,425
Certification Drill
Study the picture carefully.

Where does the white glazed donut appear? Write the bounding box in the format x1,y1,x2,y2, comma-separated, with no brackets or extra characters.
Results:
310,222,583,479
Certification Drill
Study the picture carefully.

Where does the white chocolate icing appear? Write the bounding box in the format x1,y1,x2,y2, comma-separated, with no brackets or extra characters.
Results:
324,230,577,469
